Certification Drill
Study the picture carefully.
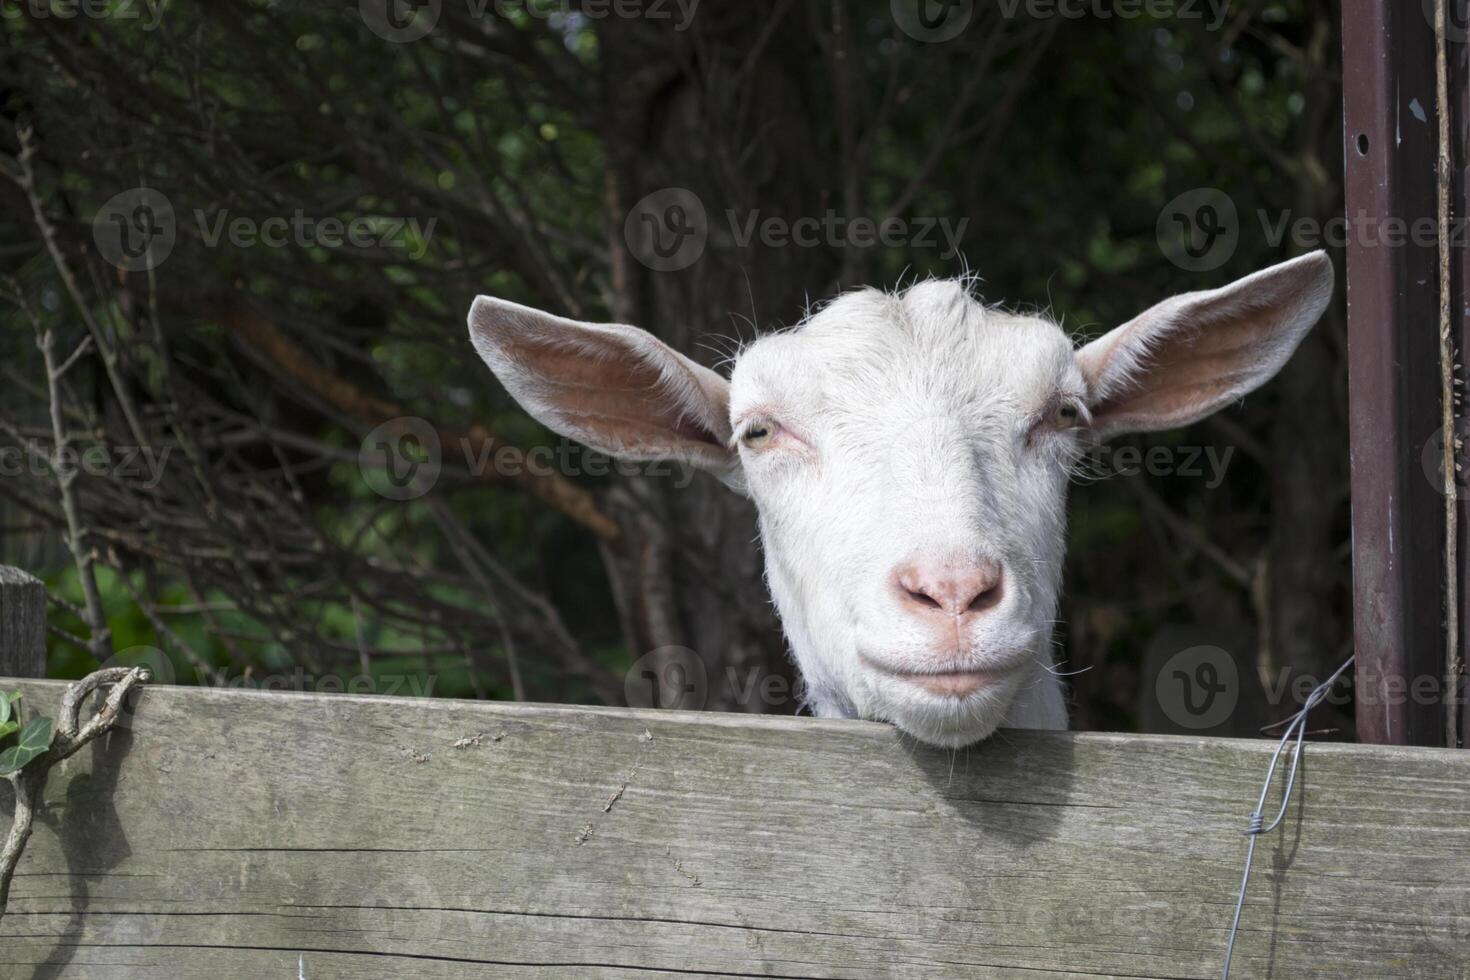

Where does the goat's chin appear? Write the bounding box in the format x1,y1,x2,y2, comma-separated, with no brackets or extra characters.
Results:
864,673,1026,748
889,709,1010,749
870,702,1011,746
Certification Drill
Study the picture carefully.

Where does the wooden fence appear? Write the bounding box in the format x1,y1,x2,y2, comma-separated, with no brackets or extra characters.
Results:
2,567,1469,978
0,675,1467,979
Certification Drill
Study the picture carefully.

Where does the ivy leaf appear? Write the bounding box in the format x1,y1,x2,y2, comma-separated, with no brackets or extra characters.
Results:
0,690,17,728
0,716,54,775
0,720,16,741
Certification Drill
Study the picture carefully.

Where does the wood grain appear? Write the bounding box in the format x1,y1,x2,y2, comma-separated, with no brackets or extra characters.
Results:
0,567,46,680
0,680,1465,979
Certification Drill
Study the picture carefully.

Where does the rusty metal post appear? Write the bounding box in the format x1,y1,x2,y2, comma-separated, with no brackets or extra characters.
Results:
1342,1,1448,745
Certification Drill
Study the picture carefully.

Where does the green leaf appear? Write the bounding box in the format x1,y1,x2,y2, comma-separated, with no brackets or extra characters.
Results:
0,720,16,740
0,716,54,775
0,690,17,728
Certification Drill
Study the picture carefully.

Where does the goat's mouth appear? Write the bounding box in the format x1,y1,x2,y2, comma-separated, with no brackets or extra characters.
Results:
858,654,1021,699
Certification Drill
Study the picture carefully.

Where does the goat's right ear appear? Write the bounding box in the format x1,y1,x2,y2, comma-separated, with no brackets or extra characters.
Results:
468,297,740,482
1076,251,1334,439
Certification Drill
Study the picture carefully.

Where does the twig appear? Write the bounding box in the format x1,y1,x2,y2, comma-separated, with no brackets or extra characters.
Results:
1127,477,1253,590
0,666,150,920
32,312,112,662
9,126,152,450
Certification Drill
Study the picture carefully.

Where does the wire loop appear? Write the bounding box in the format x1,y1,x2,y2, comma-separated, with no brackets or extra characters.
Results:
1221,654,1355,979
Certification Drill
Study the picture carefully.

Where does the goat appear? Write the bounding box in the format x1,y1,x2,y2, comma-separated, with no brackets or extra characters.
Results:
468,252,1334,746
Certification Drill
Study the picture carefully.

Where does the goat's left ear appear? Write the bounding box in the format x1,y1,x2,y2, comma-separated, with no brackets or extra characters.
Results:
1077,250,1335,439
468,296,741,484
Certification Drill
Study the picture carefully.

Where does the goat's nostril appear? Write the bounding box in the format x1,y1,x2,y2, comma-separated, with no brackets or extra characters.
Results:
966,577,1004,614
906,587,944,610
895,559,1004,618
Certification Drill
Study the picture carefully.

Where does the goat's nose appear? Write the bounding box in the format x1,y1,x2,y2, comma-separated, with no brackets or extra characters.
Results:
894,558,1004,619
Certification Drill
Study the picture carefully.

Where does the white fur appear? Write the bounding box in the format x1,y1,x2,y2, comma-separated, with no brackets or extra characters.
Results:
468,252,1335,747
727,283,1078,744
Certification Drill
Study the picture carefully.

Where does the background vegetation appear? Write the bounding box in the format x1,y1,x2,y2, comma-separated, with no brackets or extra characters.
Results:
0,0,1351,736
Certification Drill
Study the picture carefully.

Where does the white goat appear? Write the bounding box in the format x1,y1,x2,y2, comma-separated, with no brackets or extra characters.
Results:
469,252,1334,747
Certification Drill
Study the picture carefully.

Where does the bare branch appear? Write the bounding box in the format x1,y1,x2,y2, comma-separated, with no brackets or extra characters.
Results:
0,666,150,920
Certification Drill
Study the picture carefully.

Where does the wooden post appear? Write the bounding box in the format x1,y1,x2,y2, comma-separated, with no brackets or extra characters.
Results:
1342,2,1449,746
0,565,46,679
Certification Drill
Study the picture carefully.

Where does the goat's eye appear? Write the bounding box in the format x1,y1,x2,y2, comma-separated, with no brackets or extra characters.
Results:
741,421,778,450
1052,402,1082,428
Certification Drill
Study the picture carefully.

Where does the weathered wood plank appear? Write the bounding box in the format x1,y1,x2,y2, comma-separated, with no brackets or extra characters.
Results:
0,566,46,679
0,680,1466,979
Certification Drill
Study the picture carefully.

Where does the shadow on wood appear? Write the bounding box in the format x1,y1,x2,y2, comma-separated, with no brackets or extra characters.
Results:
0,680,1466,979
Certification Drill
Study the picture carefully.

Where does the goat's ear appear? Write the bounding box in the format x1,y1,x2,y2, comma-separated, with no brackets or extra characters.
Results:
468,296,739,480
1077,251,1334,439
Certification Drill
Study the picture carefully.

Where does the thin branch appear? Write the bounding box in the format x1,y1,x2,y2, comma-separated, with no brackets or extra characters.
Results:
25,306,112,662
0,666,150,920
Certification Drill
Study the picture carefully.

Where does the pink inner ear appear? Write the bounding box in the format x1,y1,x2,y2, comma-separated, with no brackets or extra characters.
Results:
1081,253,1334,437
494,316,733,463
1088,315,1278,426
